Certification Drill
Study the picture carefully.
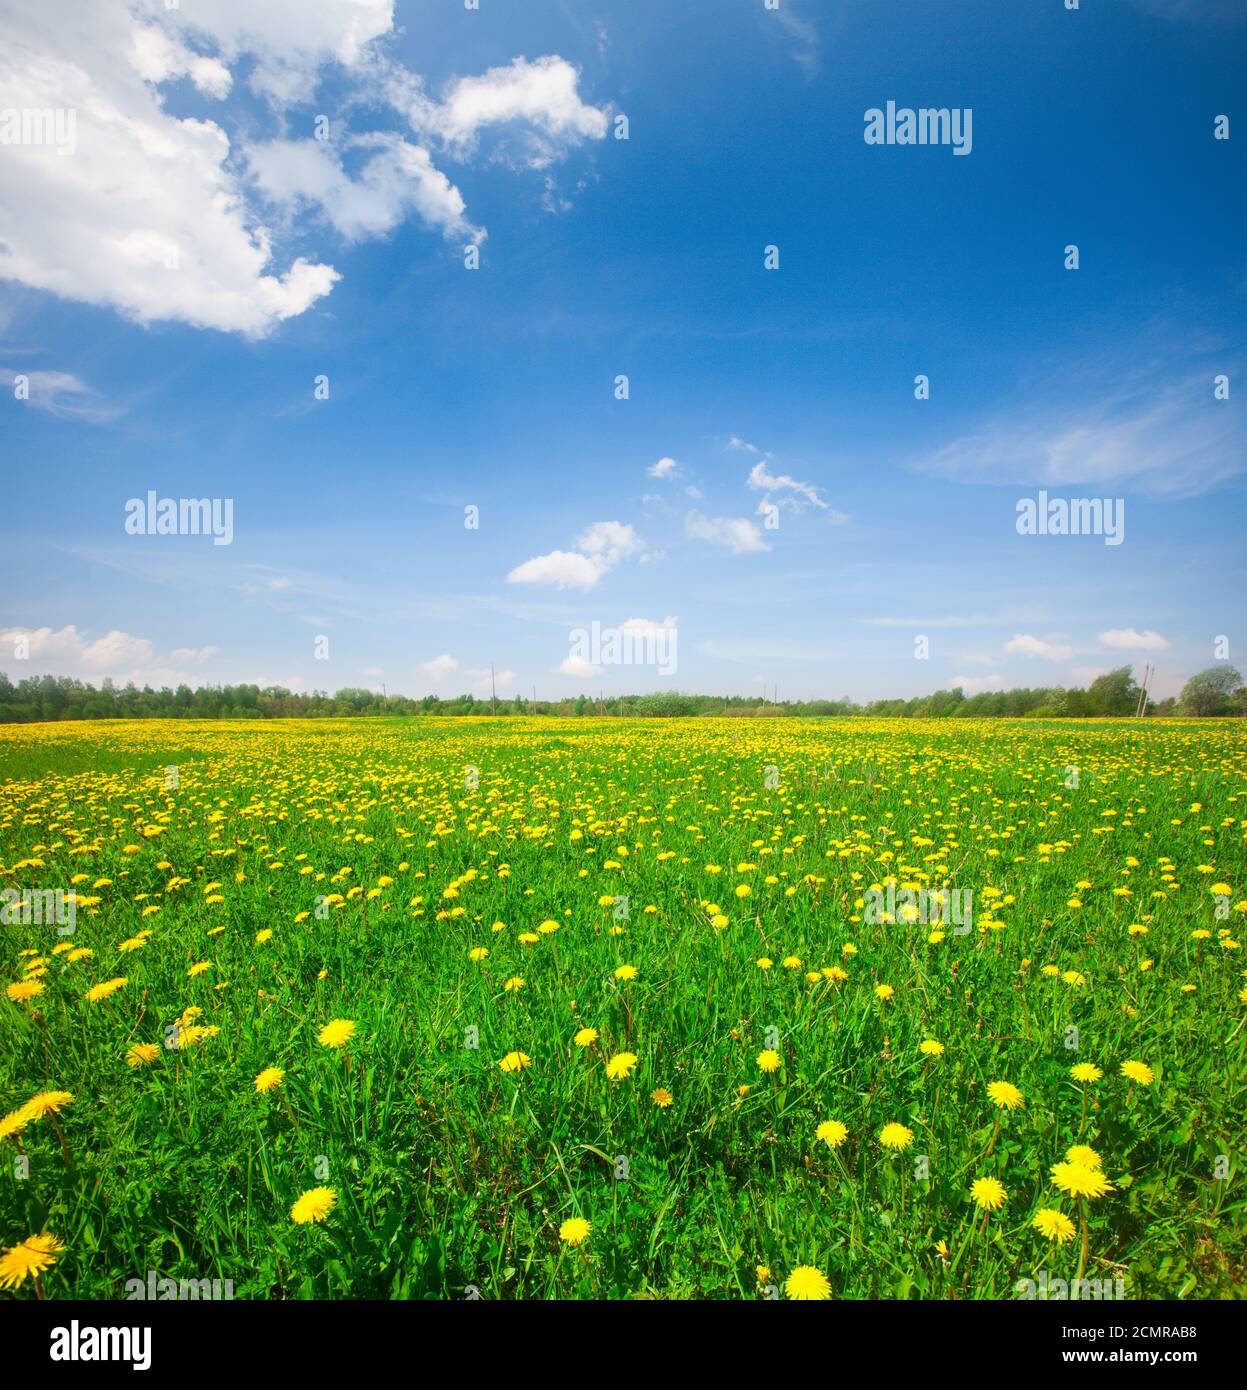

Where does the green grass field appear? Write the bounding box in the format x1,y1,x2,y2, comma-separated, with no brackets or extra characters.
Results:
1,716,1244,1299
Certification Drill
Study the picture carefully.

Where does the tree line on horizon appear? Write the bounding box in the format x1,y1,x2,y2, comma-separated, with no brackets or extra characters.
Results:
0,665,1242,724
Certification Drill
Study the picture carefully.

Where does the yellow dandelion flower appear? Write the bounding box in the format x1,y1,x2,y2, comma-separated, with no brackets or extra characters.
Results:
783,1265,832,1300
0,1108,31,1141
879,1122,914,1151
20,1091,74,1121
605,1051,638,1080
816,1120,847,1150
970,1176,1007,1211
1050,1161,1115,1200
85,976,128,1003
0,1232,64,1290
1032,1208,1077,1243
986,1080,1024,1110
559,1217,590,1245
290,1187,337,1224
317,1019,355,1049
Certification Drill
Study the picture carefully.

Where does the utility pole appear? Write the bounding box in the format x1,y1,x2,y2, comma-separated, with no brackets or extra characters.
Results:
1135,664,1153,718
1138,664,1155,718
491,663,497,716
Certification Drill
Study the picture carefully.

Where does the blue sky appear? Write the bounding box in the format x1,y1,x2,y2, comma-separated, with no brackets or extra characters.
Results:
1,0,1243,702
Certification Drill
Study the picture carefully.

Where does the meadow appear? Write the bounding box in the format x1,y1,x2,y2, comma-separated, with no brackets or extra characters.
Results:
0,716,1244,1300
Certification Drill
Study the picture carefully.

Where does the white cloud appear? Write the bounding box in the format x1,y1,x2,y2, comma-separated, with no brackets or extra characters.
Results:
0,369,120,423
507,550,605,590
420,653,459,681
1072,664,1111,685
128,20,233,98
555,654,600,677
773,4,821,77
507,520,644,590
247,134,483,245
746,460,827,510
728,436,761,453
859,614,1011,628
2,625,153,672
648,456,678,479
619,616,678,638
576,520,643,565
685,513,770,554
952,673,1005,695
0,623,216,686
466,666,514,698
251,673,309,694
0,4,341,335
0,5,609,334
920,370,1243,497
401,55,610,167
414,656,513,696
1098,628,1171,651
1004,633,1074,661
163,0,395,105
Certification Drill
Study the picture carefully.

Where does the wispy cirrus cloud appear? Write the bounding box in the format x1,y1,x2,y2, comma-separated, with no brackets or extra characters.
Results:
0,369,121,423
917,369,1242,498
746,460,828,510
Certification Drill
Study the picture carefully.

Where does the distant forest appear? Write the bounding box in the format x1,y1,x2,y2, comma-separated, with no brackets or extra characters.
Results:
1,665,1242,723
